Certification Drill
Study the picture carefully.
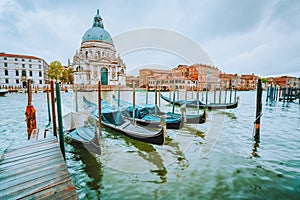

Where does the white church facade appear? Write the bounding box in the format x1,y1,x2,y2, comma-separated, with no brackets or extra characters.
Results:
69,10,126,87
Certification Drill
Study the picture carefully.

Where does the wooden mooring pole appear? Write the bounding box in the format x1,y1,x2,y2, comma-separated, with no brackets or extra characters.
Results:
155,81,158,116
75,84,78,112
46,86,51,125
254,79,263,142
55,82,65,160
55,83,66,160
98,81,102,138
133,82,136,126
146,84,149,104
25,79,36,140
50,81,57,137
117,83,120,108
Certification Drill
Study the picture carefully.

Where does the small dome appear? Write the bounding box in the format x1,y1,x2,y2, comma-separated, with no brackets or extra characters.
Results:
81,9,113,44
82,27,113,44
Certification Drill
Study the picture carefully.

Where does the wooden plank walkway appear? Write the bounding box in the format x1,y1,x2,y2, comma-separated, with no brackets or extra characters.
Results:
0,137,78,200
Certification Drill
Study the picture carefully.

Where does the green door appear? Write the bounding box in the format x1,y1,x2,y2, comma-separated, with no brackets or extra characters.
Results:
101,68,108,85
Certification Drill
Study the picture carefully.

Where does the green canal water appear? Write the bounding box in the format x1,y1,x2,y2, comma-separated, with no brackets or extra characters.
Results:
0,91,299,199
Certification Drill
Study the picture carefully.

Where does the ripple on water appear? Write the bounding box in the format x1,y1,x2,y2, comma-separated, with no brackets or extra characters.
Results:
1,91,300,199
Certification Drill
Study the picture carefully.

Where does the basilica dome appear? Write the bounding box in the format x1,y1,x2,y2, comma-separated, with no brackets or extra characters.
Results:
81,10,113,44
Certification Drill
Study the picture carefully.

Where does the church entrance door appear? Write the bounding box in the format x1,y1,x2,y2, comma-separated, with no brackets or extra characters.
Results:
101,68,108,85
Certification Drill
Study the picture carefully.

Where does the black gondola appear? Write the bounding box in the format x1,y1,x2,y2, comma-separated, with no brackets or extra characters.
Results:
160,94,239,110
83,97,165,145
63,112,101,155
113,96,206,125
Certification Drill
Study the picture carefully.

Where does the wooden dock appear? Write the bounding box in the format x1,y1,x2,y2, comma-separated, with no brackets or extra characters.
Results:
0,137,78,199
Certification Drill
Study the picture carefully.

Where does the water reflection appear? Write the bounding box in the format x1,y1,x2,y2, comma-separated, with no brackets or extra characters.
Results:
124,139,167,183
68,145,103,199
252,141,260,158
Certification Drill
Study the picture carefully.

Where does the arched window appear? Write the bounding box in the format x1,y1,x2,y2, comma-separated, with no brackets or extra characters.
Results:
85,51,88,59
22,70,26,76
5,70,8,76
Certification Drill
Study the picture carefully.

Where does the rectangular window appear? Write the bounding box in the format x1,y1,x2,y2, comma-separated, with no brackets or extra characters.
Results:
5,70,8,76
39,65,42,69
29,64,32,68
29,71,33,76
16,70,19,76
22,64,25,68
4,63,8,67
16,79,19,84
39,71,42,77
39,80,42,84
5,79,9,83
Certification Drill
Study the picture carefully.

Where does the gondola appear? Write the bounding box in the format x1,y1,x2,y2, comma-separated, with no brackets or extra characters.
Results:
113,96,206,124
83,97,165,145
160,94,239,110
0,89,8,97
63,111,101,155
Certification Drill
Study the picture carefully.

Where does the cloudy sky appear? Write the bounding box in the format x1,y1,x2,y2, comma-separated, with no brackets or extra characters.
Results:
0,0,299,77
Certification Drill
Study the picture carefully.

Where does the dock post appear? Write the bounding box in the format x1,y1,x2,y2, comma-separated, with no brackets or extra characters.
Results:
196,81,200,114
205,83,208,105
55,82,65,160
254,79,262,142
168,88,171,105
25,79,36,140
97,81,102,138
117,83,120,107
155,81,158,116
270,85,272,101
219,83,222,104
274,85,277,100
224,88,227,103
283,87,286,102
158,85,161,107
177,87,180,100
146,84,149,104
201,82,204,101
133,83,136,126
185,83,187,101
172,81,176,113
50,81,57,137
46,86,51,125
213,85,216,103
75,85,78,112
230,86,233,103
266,85,269,102
234,88,237,103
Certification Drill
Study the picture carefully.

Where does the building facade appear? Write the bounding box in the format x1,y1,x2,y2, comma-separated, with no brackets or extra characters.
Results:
69,10,126,88
268,76,299,88
139,68,172,88
172,64,219,90
125,75,139,88
0,52,49,89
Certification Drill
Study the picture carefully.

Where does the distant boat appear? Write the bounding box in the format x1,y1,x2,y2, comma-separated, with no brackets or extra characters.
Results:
63,111,101,155
0,89,8,97
160,94,239,110
83,96,165,145
113,96,206,125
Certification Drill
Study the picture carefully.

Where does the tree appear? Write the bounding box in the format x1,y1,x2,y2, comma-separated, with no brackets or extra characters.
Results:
261,78,268,83
61,68,74,84
48,61,63,81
